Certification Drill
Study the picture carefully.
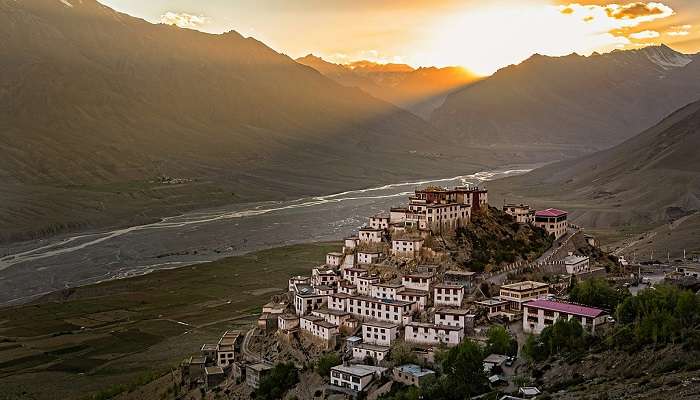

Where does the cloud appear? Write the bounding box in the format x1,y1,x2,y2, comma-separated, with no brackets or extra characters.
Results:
559,2,674,28
667,24,692,36
159,12,210,29
629,30,660,39
605,2,673,21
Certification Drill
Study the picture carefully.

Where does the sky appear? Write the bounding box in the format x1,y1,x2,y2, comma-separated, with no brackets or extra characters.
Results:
99,0,700,75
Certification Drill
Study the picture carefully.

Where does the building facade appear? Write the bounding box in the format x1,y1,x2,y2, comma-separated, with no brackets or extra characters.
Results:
405,322,464,346
523,299,607,334
534,208,568,239
433,284,464,307
499,281,549,311
503,203,535,224
362,321,400,346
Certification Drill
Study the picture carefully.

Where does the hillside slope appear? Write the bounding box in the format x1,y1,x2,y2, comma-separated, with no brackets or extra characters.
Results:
296,55,479,119
0,0,491,241
489,100,700,251
432,45,700,151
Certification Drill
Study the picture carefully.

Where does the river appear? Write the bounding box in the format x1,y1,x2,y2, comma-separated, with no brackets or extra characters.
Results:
0,167,531,305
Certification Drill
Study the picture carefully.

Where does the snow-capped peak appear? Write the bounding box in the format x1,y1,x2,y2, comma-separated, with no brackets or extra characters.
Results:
643,45,693,70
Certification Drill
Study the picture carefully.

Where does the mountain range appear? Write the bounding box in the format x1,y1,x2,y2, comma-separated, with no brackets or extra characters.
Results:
2,0,700,249
432,45,700,151
296,55,479,119
0,0,491,242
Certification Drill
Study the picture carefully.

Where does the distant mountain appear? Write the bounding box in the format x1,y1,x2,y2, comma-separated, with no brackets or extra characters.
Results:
432,45,700,151
0,0,480,242
296,55,479,119
490,99,700,240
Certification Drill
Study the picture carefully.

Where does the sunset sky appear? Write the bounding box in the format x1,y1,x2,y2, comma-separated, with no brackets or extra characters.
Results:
100,0,700,75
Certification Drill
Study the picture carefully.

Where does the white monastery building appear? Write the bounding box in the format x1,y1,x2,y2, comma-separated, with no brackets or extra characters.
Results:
564,255,590,274
404,322,464,347
433,283,465,307
362,321,400,346
503,203,535,224
401,273,434,292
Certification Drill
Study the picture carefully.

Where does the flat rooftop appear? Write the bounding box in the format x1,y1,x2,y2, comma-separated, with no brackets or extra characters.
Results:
348,296,416,307
374,282,404,288
475,298,508,306
564,255,589,264
436,308,473,315
331,364,387,377
403,273,435,279
501,281,549,291
445,270,477,277
395,363,435,378
362,320,399,329
484,353,509,364
433,283,464,289
398,289,429,297
314,308,350,317
354,343,390,352
248,363,273,372
205,366,224,375
406,322,463,331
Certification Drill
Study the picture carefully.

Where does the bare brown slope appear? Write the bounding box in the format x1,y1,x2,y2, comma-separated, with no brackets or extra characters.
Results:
489,100,700,245
0,0,486,241
432,45,700,151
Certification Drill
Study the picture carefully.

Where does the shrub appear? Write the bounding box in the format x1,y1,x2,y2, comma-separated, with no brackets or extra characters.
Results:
316,353,341,378
256,362,299,400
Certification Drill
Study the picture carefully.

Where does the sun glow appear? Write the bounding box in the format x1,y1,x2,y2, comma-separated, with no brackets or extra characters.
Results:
415,2,675,75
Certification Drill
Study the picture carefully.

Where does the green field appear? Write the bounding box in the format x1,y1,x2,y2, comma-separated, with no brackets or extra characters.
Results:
0,242,338,400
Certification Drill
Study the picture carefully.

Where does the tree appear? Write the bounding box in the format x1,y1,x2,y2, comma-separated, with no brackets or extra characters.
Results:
440,339,489,399
389,341,417,366
486,325,513,355
522,334,540,362
255,362,299,400
614,285,700,347
569,278,627,310
316,353,341,378
538,318,586,358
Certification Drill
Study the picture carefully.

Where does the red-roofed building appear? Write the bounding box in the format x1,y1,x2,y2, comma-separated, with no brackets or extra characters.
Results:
523,299,607,334
534,208,568,239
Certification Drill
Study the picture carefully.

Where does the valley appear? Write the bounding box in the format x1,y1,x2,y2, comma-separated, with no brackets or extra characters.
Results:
0,167,532,305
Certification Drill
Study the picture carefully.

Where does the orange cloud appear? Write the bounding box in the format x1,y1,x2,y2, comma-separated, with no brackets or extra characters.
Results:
604,2,673,21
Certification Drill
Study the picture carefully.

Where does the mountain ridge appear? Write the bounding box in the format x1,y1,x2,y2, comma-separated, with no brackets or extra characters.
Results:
431,44,700,150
